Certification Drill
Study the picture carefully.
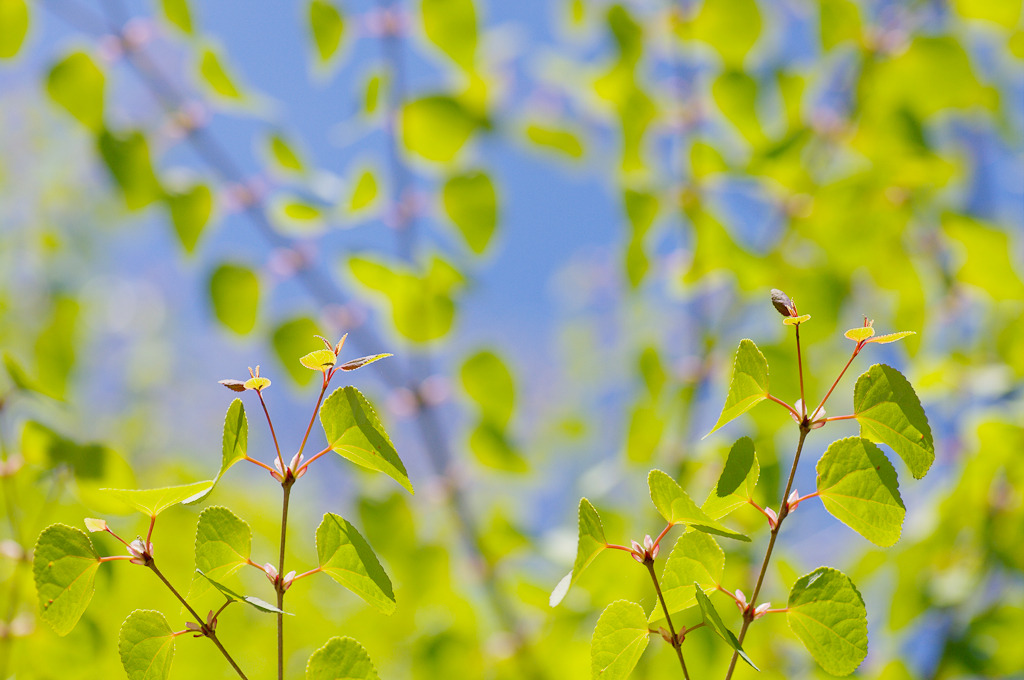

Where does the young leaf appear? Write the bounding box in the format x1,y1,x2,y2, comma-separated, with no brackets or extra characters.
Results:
816,437,905,547
695,586,758,669
320,386,413,494
191,507,252,598
165,183,212,254
702,437,759,520
865,331,916,345
196,570,286,614
650,533,724,623
549,498,607,607
184,399,248,504
209,263,260,335
400,95,480,162
118,610,175,680
0,0,29,59
705,339,769,437
102,481,214,517
160,0,193,34
300,349,337,371
648,470,749,541
33,524,101,635
844,327,875,342
198,45,244,100
338,353,392,371
421,0,477,71
306,636,380,680
787,567,868,675
97,129,163,211
308,0,345,63
590,600,650,680
316,513,396,615
442,171,498,254
46,51,105,132
461,350,515,426
853,364,934,479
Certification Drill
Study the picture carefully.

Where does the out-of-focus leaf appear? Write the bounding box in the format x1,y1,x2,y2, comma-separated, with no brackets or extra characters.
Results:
943,213,1024,301
118,610,174,680
705,339,770,437
421,0,477,71
33,295,78,400
160,0,194,34
820,0,862,50
689,0,761,67
590,600,649,680
787,567,868,675
0,0,29,59
33,524,100,636
690,140,728,178
349,169,378,212
461,350,514,426
712,70,764,146
702,437,759,520
306,637,380,680
184,399,248,504
853,364,933,479
443,171,497,254
309,0,345,63
625,400,664,463
209,263,260,335
97,129,163,211
266,132,305,174
400,95,481,162
316,513,396,614
320,386,413,493
272,317,324,386
651,533,724,622
525,123,584,158
951,0,1022,27
46,52,105,131
165,183,212,254
198,45,244,100
468,420,527,472
648,470,749,541
549,498,606,606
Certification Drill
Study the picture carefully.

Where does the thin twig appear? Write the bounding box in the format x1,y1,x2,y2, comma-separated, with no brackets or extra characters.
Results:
276,480,293,680
645,560,690,680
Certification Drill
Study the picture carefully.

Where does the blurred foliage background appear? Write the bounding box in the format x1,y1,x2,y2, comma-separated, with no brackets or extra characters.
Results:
0,0,1022,678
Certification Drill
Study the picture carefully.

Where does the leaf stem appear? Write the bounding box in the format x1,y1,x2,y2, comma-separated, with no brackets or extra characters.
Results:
289,566,322,583
256,390,284,471
795,324,806,417
809,344,863,422
652,522,674,550
819,414,856,423
244,456,277,474
276,480,293,680
645,560,691,680
148,562,249,680
296,373,332,461
295,445,333,476
766,393,800,420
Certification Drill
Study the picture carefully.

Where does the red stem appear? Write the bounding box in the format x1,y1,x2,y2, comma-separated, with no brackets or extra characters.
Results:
810,344,862,421
146,515,156,544
289,567,322,583
99,555,134,562
257,390,284,470
652,523,674,549
605,543,635,553
820,414,857,423
244,456,277,474
296,372,333,462
295,445,333,475
766,394,800,420
795,324,806,418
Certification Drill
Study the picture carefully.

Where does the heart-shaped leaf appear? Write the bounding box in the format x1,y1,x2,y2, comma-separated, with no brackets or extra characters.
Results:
119,610,175,680
33,524,101,635
102,481,214,517
650,532,724,623
184,399,248,504
702,437,759,520
550,498,607,607
705,339,769,437
316,513,395,614
853,364,933,479
787,567,868,676
189,506,252,598
816,437,905,547
649,470,749,541
301,349,337,371
695,586,757,669
320,386,413,494
306,636,380,680
591,600,649,680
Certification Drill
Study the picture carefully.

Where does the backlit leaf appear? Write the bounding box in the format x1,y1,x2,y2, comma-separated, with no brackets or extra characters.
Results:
591,600,649,680
272,317,324,385
690,0,761,68
316,513,395,614
33,524,100,635
625,400,664,463
421,0,477,71
301,349,337,372
787,567,868,675
651,533,724,622
309,0,345,63
97,129,163,211
184,399,248,504
0,0,29,59
47,51,105,131
192,506,251,596
400,95,480,162
468,420,528,473
198,46,244,100
101,482,214,517
820,0,862,50
816,437,905,547
702,437,759,520
951,0,1022,27
267,132,305,173
705,339,769,437
549,498,606,607
338,353,392,371
853,364,934,479
460,350,514,426
306,637,380,680
525,123,584,158
865,331,915,345
443,171,497,254
160,0,194,34
165,183,212,254
845,327,875,342
695,587,757,669
349,170,378,212
209,263,260,335
648,470,749,541
118,610,174,680
320,386,413,493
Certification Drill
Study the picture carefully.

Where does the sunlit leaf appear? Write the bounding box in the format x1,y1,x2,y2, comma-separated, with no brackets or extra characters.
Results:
349,170,378,212
865,331,915,345
243,376,270,391
468,420,528,472
400,95,481,162
97,129,163,211
689,0,761,68
421,0,477,71
702,437,759,520
198,45,244,100
272,318,324,386
338,353,392,371
651,533,724,622
460,350,514,426
101,482,214,517
316,513,395,614
712,70,764,146
695,587,757,669
625,400,665,463
309,0,345,63
165,183,212,254
951,0,1022,27
196,570,285,613
845,327,875,341
118,610,174,680
266,132,305,174
549,498,606,607
648,470,749,541
320,386,413,493
191,506,251,596
301,349,337,371
525,123,584,158
590,600,649,680
209,263,260,335
443,171,497,254
816,437,905,547
33,524,100,635
184,399,248,504
160,0,194,34
705,339,769,437
782,314,810,325
853,364,934,479
32,295,78,400
0,0,29,59
819,0,862,50
787,567,868,675
943,214,1024,301
306,637,380,680
46,51,105,132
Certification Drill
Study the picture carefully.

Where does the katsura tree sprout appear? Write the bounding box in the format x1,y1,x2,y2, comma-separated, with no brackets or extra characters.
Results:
32,334,406,680
552,289,933,678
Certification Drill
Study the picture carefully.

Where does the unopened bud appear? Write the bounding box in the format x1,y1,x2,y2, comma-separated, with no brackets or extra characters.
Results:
264,563,278,583
643,535,654,552
659,627,673,644
764,506,778,529
84,518,108,533
770,289,797,317
753,603,771,620
282,570,296,591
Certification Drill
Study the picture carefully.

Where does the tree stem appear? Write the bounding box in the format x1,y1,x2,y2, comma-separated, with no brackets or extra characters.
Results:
645,560,691,680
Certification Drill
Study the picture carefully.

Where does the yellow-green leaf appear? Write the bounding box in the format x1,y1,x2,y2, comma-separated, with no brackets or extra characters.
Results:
316,513,396,614
549,498,606,606
349,170,378,212
306,637,380,680
525,123,584,158
301,349,337,371
272,318,325,385
690,0,761,68
33,524,100,636
97,129,163,211
309,0,345,63
400,95,480,162
442,171,497,254
267,132,305,174
853,364,933,479
787,568,868,675
47,52,105,131
651,533,724,622
118,610,175,680
160,0,194,34
199,46,244,100
209,263,260,335
845,326,875,342
705,339,770,437
0,0,28,59
702,436,759,520
165,183,212,254
649,470,749,541
590,600,650,679
421,0,477,71
102,481,214,517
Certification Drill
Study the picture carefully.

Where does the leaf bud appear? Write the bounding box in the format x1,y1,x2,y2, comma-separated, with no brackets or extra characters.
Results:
770,289,797,317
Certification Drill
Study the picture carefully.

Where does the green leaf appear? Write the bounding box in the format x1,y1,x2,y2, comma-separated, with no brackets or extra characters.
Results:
33,524,100,635
191,506,251,597
942,214,1024,301
625,400,665,463
97,129,163,211
267,132,305,173
209,263,260,335
711,70,764,147
705,339,770,438
306,637,380,680
951,0,1022,27
198,45,244,100
301,349,337,371
0,0,28,59
648,470,749,541
160,0,194,34
400,95,480,162
118,610,175,680
590,600,650,680
467,419,528,472
853,364,934,479
460,350,514,426
272,317,324,385
695,587,758,669
165,183,212,254
702,437,759,520
349,169,378,212
549,498,607,606
651,533,724,623
320,386,412,493
316,513,395,614
102,481,214,517
196,570,286,613
184,399,248,504
787,567,868,675
816,437,905,547
309,0,345,63
32,295,78,400
421,0,477,71
525,123,584,158
442,171,497,254
689,0,761,68
47,52,105,131
3,352,42,394
820,0,862,50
